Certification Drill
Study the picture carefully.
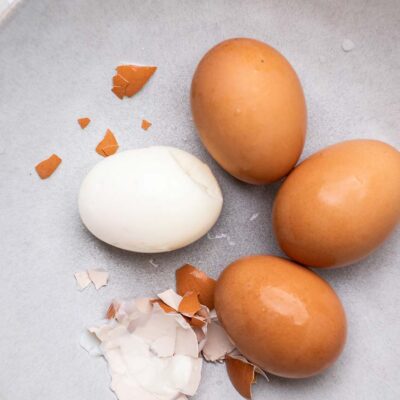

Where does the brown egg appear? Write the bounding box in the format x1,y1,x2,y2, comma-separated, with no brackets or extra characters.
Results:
191,38,307,184
214,255,347,378
273,139,400,268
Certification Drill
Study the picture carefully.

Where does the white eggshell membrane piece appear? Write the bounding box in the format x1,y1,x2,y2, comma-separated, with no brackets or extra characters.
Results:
74,269,109,290
86,297,203,400
74,271,91,290
87,269,109,290
202,321,235,362
80,286,267,399
79,147,223,253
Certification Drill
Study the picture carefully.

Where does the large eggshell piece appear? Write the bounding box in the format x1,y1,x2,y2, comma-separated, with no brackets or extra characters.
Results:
273,139,400,268
191,38,307,184
214,255,347,378
176,264,216,310
79,147,223,253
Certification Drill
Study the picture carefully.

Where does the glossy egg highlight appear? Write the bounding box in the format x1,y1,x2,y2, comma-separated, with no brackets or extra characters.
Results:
214,255,347,378
273,139,400,268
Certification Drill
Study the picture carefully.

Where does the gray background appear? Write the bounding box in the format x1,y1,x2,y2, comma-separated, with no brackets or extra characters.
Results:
0,1,399,399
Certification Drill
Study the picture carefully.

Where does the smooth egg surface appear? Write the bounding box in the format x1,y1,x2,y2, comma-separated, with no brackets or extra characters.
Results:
214,255,347,378
79,147,223,253
191,38,307,184
273,139,400,268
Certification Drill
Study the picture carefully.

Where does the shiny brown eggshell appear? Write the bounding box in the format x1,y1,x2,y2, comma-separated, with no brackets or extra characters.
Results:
191,38,307,184
176,264,216,309
214,255,347,378
273,139,400,268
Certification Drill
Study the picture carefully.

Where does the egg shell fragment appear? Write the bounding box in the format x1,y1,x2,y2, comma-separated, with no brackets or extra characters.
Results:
79,147,223,253
95,129,119,157
87,298,203,400
225,355,255,399
202,320,235,362
214,255,347,378
178,292,202,316
77,117,91,129
176,264,216,309
87,269,109,290
158,289,183,311
273,139,400,268
35,154,62,179
74,271,91,290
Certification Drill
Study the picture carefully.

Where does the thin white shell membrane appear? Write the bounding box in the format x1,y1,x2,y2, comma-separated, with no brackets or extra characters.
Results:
81,288,268,399
78,147,223,253
86,298,203,400
74,271,91,290
202,321,235,362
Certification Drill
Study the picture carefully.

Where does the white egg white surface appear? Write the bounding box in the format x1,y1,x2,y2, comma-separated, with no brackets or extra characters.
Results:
78,146,223,253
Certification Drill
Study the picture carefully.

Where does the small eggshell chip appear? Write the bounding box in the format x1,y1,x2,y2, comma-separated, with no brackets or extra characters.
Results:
78,117,91,129
176,264,216,309
74,271,91,290
95,129,119,157
79,147,223,253
35,154,62,179
141,119,152,131
87,269,109,290
226,355,255,400
116,65,157,89
112,65,157,99
178,292,202,316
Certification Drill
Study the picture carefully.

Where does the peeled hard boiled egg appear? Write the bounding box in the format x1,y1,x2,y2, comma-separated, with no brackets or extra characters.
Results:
191,38,307,184
79,147,223,253
273,139,400,268
214,255,347,378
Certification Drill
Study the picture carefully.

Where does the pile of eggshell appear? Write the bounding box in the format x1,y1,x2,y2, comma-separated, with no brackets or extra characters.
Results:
79,38,400,399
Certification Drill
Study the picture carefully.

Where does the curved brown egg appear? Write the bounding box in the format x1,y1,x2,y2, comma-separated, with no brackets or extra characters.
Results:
214,255,347,378
273,139,400,268
191,38,307,184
